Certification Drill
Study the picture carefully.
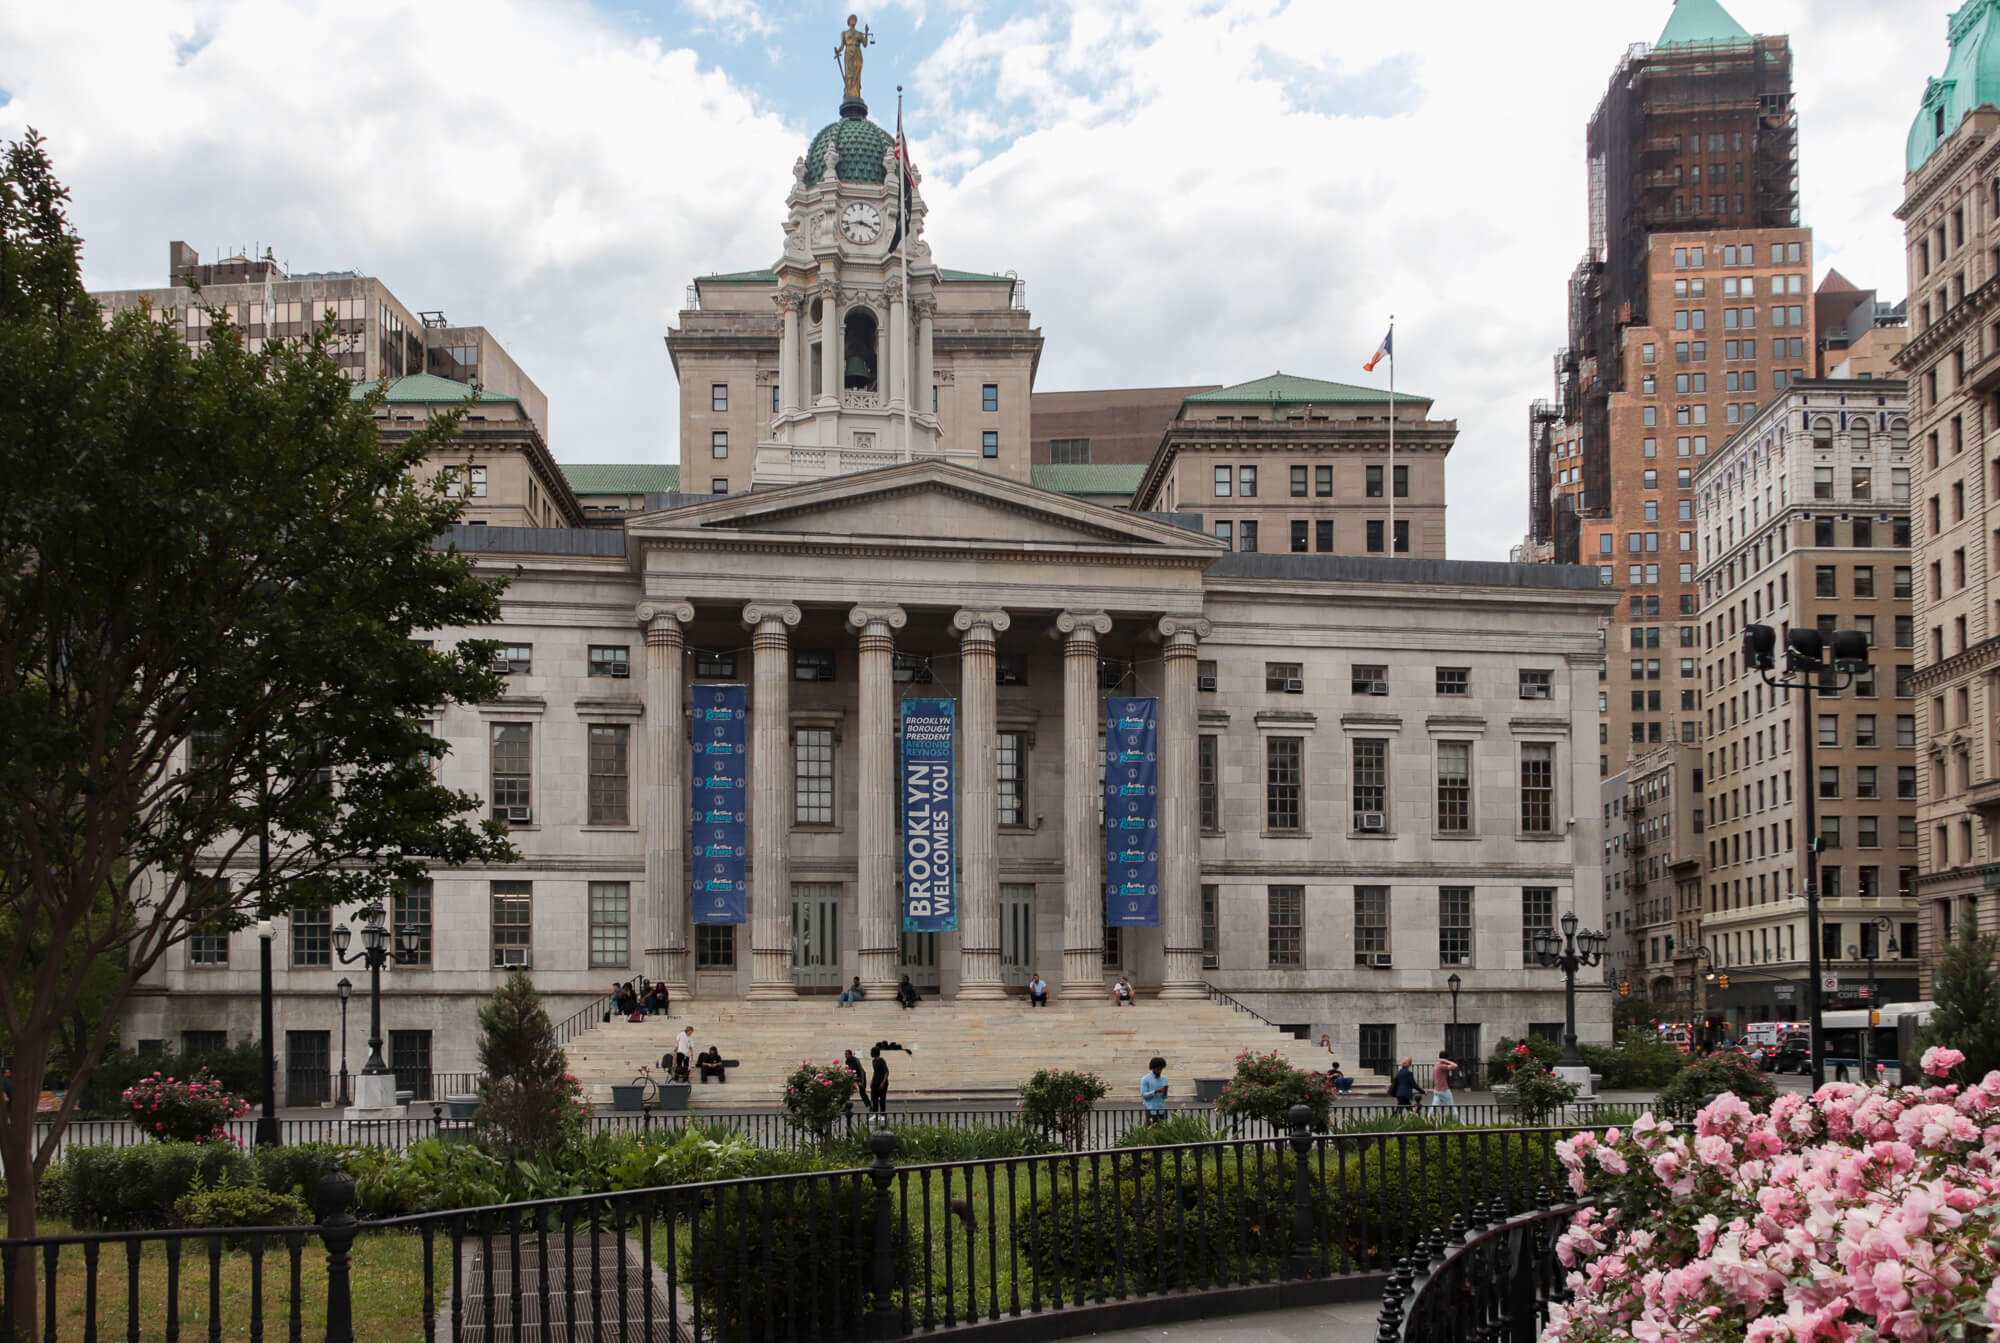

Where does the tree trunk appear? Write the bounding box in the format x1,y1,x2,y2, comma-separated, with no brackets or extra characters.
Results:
3,1034,48,1341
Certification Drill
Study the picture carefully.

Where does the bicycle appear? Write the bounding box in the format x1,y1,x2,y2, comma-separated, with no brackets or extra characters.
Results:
628,1064,664,1105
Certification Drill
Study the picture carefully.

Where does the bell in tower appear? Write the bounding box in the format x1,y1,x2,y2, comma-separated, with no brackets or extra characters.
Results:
843,308,878,390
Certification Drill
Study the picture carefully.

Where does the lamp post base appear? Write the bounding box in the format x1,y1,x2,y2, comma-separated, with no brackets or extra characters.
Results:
343,1071,404,1121
1553,1064,1595,1099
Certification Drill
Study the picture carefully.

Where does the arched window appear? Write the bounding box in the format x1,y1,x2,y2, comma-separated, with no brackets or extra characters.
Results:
1851,419,1870,452
1889,418,1909,453
842,308,879,390
1811,417,1834,451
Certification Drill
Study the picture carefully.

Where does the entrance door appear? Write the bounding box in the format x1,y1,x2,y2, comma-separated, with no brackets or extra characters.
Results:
1000,885,1035,987
897,930,940,991
791,883,842,989
285,1030,330,1106
1444,1024,1481,1090
388,1030,432,1100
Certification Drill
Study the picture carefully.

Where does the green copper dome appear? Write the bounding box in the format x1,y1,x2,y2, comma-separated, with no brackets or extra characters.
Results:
803,112,894,186
1909,0,2000,174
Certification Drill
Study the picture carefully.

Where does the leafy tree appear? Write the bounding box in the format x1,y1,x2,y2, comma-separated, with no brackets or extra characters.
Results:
1614,995,1675,1035
474,972,583,1161
1653,1050,1776,1121
0,131,514,1321
1919,931,2000,1084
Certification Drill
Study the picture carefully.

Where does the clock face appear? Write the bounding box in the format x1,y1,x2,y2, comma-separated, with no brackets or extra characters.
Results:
840,202,883,244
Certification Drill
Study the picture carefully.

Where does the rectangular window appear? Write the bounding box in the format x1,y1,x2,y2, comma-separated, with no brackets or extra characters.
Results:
981,431,999,458
1367,519,1385,553
982,384,998,412
1520,743,1555,833
1521,887,1555,962
1265,662,1302,692
1201,884,1220,969
1198,734,1220,831
790,649,836,682
587,724,629,825
1858,816,1880,849
588,645,630,679
388,1030,433,1101
695,924,736,968
1519,669,1553,699
1354,886,1389,963
695,650,736,679
491,723,532,819
1290,465,1308,497
996,652,1028,686
893,652,935,684
997,730,1026,826
1439,886,1472,966
711,478,728,495
393,882,433,967
795,726,834,825
1268,885,1304,967
1437,741,1471,833
1351,738,1387,829
771,386,779,415
1214,466,1232,498
1394,519,1409,554
589,882,630,969
1266,736,1302,831
1352,664,1388,694
1239,465,1257,497
1049,437,1090,464
1358,1024,1395,1075
1393,464,1408,498
493,644,532,676
711,383,728,412
290,907,331,968
1367,464,1384,497
491,882,532,966
1315,465,1333,497
712,431,728,460
1290,519,1308,553
1437,667,1469,695
1315,519,1332,552
1239,520,1259,552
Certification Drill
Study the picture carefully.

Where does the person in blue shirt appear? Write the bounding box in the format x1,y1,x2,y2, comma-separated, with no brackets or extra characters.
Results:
1140,1057,1169,1124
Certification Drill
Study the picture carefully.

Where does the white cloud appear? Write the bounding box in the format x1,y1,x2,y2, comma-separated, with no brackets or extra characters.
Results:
0,0,1938,559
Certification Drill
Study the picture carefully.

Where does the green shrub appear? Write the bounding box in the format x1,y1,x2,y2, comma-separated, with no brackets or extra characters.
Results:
346,1138,507,1219
1654,1051,1775,1121
781,1060,859,1144
123,1067,250,1142
1019,1069,1107,1151
251,1142,346,1200
605,1127,763,1193
474,971,587,1163
1490,1035,1561,1074
64,1140,251,1229
1499,1058,1580,1126
823,1120,1054,1165
1116,1114,1222,1148
173,1175,314,1238
73,1042,267,1119
1215,1050,1333,1133
1578,1031,1690,1089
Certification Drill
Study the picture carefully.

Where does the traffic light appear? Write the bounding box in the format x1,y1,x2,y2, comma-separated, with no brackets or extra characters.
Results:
1870,1010,1881,1026
1717,973,1731,990
1619,980,1630,997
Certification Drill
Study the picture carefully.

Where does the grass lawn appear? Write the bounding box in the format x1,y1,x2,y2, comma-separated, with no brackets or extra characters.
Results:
18,1218,433,1342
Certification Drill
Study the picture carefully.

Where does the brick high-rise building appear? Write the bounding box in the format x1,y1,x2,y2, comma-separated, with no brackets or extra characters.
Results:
1526,0,1810,777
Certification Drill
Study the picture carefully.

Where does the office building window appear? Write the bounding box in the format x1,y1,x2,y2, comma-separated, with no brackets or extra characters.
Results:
1291,519,1309,552
1266,737,1302,831
1198,734,1219,831
589,882,630,969
1214,466,1232,498
491,882,532,966
1268,885,1303,967
1239,520,1259,552
1521,887,1555,961
1315,465,1332,496
696,650,736,679
587,724,629,825
1520,743,1555,833
290,908,331,968
1265,662,1302,692
1359,1024,1395,1075
492,644,532,675
588,645,630,678
982,384,998,412
1239,465,1257,497
1315,519,1333,551
1354,886,1390,963
1290,465,1308,497
997,730,1026,826
1439,886,1472,966
394,882,433,966
712,431,728,459
491,723,532,817
1049,437,1090,464
1437,741,1471,833
711,383,728,412
1352,738,1387,829
711,478,728,495
695,924,736,968
1437,667,1469,695
1367,465,1384,497
795,727,834,825
982,431,999,458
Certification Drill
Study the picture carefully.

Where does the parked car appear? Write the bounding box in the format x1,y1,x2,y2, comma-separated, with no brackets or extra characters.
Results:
1772,1035,1811,1074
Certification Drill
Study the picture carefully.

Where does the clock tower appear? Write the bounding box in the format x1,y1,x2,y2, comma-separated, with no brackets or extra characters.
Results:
757,75,943,485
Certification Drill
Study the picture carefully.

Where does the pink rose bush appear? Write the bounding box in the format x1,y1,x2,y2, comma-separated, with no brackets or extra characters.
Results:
782,1059,859,1143
1545,1057,2000,1342
122,1068,250,1143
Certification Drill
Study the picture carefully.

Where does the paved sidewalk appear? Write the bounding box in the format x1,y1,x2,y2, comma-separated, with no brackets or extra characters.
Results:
1072,1298,1383,1342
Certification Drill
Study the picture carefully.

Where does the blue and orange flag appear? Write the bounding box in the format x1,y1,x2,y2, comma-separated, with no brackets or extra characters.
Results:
1364,328,1392,373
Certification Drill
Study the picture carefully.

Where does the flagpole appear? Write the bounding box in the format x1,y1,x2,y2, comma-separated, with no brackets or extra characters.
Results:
1386,315,1395,553
899,86,913,463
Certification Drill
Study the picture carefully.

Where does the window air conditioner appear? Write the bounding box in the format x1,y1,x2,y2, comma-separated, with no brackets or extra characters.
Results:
1363,681,1388,696
1368,953,1393,969
492,655,514,673
1283,678,1305,694
494,947,532,968
1198,675,1218,692
1356,812,1386,832
493,805,531,824
1521,684,1551,700
608,662,630,679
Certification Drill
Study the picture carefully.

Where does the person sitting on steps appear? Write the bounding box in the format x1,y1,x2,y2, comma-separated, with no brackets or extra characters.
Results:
1027,972,1048,1007
896,975,920,1009
1110,975,1135,1006
837,975,866,1008
697,1045,727,1083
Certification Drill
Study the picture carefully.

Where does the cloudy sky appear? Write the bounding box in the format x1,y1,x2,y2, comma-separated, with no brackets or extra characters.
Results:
0,0,1942,559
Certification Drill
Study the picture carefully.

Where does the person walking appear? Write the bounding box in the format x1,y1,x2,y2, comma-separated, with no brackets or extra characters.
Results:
1140,1056,1169,1124
836,975,867,1008
673,1025,695,1083
843,1048,869,1105
1027,972,1048,1007
869,1046,892,1115
1391,1057,1419,1110
1427,1051,1457,1121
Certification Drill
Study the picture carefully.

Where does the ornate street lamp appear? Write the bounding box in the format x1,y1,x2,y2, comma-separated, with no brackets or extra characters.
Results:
1446,972,1462,1025
335,977,353,1108
333,903,424,1113
1531,910,1607,1067
1742,622,1871,1091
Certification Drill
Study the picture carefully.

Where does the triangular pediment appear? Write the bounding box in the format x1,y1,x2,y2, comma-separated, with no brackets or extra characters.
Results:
627,461,1222,555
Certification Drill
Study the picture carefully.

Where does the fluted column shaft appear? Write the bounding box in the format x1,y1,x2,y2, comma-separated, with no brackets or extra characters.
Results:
850,605,906,990
1159,619,1211,997
955,609,1010,998
916,303,934,414
888,290,909,415
817,289,838,407
1058,612,1111,993
744,602,801,998
642,602,694,993
779,295,801,414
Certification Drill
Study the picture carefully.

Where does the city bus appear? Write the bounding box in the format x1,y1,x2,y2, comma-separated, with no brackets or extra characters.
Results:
1819,1002,1934,1085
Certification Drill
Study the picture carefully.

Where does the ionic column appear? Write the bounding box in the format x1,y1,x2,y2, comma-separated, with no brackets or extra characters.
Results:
1056,611,1112,994
641,600,696,994
954,608,1011,998
1158,616,1212,998
887,279,909,416
744,600,802,998
848,604,907,991
915,298,934,415
817,284,840,407
777,291,803,414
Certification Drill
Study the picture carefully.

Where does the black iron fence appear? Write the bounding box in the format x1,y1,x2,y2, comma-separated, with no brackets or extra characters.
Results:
25,1098,1634,1157
1375,1193,1584,1341
3,1111,1609,1342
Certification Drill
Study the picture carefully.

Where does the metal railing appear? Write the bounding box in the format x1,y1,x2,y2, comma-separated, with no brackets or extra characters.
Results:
1375,1194,1585,1342
3,1112,1628,1342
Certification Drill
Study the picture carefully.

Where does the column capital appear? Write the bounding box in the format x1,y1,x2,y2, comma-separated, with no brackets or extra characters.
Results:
639,600,696,641
1157,615,1212,644
846,605,908,633
1053,610,1112,641
741,601,802,631
952,608,1011,641
774,287,809,313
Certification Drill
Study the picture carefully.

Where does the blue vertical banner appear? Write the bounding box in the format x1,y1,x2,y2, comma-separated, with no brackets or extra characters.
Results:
1104,696,1160,927
690,683,748,925
900,697,958,933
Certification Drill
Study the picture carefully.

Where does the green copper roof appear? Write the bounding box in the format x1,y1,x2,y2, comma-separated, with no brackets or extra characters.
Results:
349,372,517,404
1031,463,1145,497
1655,0,1751,48
698,269,778,285
560,464,681,495
803,114,895,186
1910,0,2000,174
1180,373,1429,413
939,269,1011,283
